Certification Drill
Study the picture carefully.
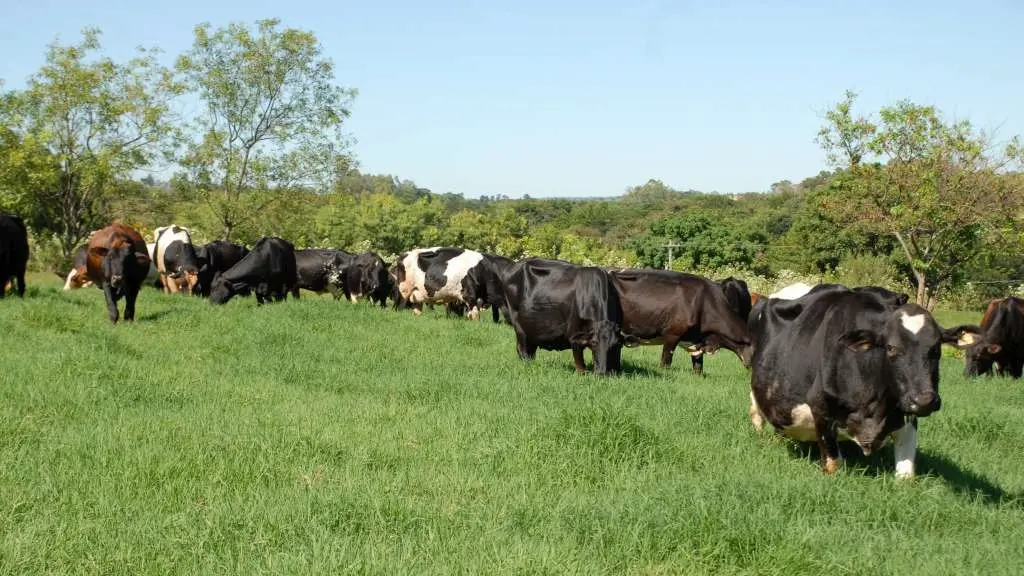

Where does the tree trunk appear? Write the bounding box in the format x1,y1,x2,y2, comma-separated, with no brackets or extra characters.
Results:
914,271,928,307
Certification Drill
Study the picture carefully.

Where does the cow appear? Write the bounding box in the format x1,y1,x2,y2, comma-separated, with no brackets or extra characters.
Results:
608,269,753,376
85,224,151,323
153,224,201,295
0,215,29,299
503,258,623,375
209,236,298,305
294,248,354,299
346,251,393,308
747,285,982,478
62,244,94,290
963,297,1024,378
483,253,515,323
195,241,249,297
686,276,754,374
394,247,503,320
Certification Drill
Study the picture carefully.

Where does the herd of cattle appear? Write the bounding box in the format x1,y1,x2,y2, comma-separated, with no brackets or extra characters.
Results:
3,215,1024,479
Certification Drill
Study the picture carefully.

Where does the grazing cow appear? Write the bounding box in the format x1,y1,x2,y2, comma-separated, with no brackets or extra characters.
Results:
195,241,249,297
209,236,298,305
153,225,201,294
63,244,94,290
748,285,982,478
503,258,623,375
483,253,515,323
394,247,503,320
0,215,29,299
609,269,753,375
963,297,1024,378
85,224,151,323
346,251,393,307
687,276,755,374
294,248,354,299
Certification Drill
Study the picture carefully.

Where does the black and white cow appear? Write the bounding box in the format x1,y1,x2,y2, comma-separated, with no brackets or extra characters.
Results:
153,224,201,295
209,236,299,305
963,296,1024,378
394,247,503,320
0,215,29,299
502,258,623,375
294,248,354,299
748,285,982,478
346,251,393,308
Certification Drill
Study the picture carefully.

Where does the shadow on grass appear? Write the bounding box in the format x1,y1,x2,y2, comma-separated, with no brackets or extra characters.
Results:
136,308,177,322
783,440,1022,506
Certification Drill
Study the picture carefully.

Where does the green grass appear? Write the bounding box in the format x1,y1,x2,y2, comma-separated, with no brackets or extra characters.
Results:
0,281,1022,575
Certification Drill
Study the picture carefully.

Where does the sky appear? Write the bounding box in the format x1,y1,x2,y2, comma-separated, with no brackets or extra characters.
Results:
1,0,1021,198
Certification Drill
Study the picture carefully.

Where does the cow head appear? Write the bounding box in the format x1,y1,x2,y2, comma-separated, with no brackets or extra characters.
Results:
101,245,143,298
362,258,388,296
963,340,1001,377
589,321,624,375
837,304,982,417
208,275,235,305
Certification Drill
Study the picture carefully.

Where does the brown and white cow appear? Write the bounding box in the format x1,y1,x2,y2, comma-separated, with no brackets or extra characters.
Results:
85,224,151,323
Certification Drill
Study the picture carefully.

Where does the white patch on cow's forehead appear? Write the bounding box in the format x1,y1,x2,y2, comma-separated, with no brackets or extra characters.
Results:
900,312,926,334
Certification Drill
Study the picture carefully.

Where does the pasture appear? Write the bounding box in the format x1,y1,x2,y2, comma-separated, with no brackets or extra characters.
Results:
1,280,1023,575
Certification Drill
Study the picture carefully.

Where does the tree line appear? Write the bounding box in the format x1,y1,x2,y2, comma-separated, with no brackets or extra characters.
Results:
2,20,1023,309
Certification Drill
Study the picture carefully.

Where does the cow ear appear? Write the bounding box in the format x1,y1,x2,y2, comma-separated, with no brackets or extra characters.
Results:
838,329,880,352
941,325,983,349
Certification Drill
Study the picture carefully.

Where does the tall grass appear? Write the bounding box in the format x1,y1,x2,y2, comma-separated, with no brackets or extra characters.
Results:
0,282,1021,575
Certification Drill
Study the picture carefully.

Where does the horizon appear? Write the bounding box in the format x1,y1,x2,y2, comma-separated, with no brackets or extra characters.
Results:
2,1,1021,200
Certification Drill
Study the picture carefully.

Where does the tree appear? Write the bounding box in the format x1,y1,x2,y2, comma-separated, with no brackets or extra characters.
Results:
0,28,181,259
816,90,1024,306
175,18,357,241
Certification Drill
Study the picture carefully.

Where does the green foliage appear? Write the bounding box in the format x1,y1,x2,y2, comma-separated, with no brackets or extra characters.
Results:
174,18,357,241
0,27,181,259
816,89,1024,305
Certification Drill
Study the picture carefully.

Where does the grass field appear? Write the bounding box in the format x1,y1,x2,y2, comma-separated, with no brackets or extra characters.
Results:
1,279,1023,575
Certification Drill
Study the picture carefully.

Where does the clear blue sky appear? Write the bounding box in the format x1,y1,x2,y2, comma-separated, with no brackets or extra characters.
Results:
1,0,1021,198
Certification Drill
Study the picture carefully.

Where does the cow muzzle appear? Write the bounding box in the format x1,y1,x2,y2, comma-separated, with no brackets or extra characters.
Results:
905,391,941,417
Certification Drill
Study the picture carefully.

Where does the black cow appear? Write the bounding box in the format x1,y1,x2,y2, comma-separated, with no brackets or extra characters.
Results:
0,215,29,299
963,297,1024,378
608,269,753,375
748,285,982,478
394,247,503,320
687,275,754,374
809,283,910,307
85,224,151,323
209,237,299,305
196,241,249,297
346,251,393,308
503,258,623,375
483,253,515,323
294,248,354,299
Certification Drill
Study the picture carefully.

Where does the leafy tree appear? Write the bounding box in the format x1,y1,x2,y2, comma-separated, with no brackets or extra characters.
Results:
816,90,1024,306
175,18,356,241
0,28,181,258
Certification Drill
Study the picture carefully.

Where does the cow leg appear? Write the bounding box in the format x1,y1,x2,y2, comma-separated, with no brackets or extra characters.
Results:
690,352,704,376
572,346,588,373
103,284,120,324
14,272,25,297
515,332,537,360
659,335,681,369
893,418,918,479
814,415,842,474
749,390,765,432
467,303,481,321
412,303,423,316
123,286,139,322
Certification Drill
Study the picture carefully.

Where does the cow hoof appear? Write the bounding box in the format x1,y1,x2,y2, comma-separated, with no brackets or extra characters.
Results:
823,457,842,475
412,309,422,316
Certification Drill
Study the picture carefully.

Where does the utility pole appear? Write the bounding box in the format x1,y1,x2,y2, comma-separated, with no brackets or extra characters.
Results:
663,241,682,270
